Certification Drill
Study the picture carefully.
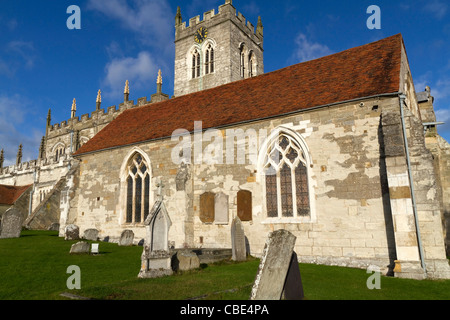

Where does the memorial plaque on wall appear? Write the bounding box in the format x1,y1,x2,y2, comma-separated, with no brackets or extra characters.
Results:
200,192,215,223
237,190,252,221
215,192,229,224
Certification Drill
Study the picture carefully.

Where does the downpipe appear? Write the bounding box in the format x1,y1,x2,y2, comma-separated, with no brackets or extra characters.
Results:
399,93,427,275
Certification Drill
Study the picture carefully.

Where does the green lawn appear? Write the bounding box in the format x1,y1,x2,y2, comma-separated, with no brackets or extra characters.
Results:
0,230,449,300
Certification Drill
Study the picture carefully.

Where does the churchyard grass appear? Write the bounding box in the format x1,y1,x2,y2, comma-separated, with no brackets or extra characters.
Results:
0,230,449,300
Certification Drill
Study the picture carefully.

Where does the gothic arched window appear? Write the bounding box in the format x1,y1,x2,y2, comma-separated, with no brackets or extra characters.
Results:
263,133,310,219
192,49,201,79
205,44,214,75
240,45,246,78
53,144,65,162
249,52,256,78
125,153,151,223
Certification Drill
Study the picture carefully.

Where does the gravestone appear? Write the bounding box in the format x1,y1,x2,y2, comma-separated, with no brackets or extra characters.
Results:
172,250,200,272
215,192,229,224
64,224,80,240
138,198,173,279
119,229,134,246
70,241,90,254
91,243,99,255
0,207,24,239
48,223,60,231
250,229,304,300
83,228,99,241
231,217,246,261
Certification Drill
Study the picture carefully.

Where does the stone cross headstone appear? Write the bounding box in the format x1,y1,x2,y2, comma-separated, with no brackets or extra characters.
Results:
64,224,80,240
138,200,173,278
118,229,134,246
231,217,246,261
250,229,304,300
0,207,24,239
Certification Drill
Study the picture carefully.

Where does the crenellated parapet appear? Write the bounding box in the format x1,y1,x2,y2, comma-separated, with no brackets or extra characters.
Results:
175,1,263,48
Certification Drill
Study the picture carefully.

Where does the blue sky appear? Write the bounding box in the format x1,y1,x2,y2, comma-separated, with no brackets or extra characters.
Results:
0,0,449,165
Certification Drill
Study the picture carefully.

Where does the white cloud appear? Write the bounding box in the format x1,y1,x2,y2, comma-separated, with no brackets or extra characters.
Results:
102,51,158,99
424,0,448,19
0,40,36,77
291,33,333,63
87,0,173,47
6,41,36,69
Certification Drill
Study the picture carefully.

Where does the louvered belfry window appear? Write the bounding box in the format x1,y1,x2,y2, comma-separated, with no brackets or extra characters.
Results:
192,49,201,79
264,134,310,219
205,44,214,75
126,153,151,223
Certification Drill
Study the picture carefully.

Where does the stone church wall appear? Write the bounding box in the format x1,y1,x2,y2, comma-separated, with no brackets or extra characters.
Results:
70,96,401,273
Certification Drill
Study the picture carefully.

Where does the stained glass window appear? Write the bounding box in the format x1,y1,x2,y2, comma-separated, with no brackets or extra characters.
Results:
263,133,310,220
126,176,133,223
125,153,151,224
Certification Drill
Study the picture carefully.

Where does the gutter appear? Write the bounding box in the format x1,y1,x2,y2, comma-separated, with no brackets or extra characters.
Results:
73,91,401,158
399,93,427,275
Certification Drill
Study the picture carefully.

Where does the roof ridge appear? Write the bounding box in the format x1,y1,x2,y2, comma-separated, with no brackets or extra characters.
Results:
75,34,403,156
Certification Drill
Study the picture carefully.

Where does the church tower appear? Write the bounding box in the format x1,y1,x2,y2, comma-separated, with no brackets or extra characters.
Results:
174,0,264,97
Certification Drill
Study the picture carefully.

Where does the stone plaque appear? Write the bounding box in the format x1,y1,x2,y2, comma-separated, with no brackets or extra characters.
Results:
91,243,99,255
250,229,300,300
65,224,80,241
119,229,134,246
215,192,229,224
0,208,24,239
237,190,252,221
200,192,215,223
231,217,246,261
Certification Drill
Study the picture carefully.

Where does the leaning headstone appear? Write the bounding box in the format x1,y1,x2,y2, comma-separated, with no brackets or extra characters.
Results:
172,250,200,272
119,229,134,246
231,217,246,261
0,208,24,239
70,241,90,254
83,228,99,241
250,229,304,300
64,224,80,241
138,199,173,279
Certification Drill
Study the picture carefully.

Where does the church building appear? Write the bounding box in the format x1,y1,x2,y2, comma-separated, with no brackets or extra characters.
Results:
1,1,449,280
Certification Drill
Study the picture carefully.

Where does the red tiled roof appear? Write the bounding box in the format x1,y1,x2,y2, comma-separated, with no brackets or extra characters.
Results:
75,34,403,156
0,184,32,205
